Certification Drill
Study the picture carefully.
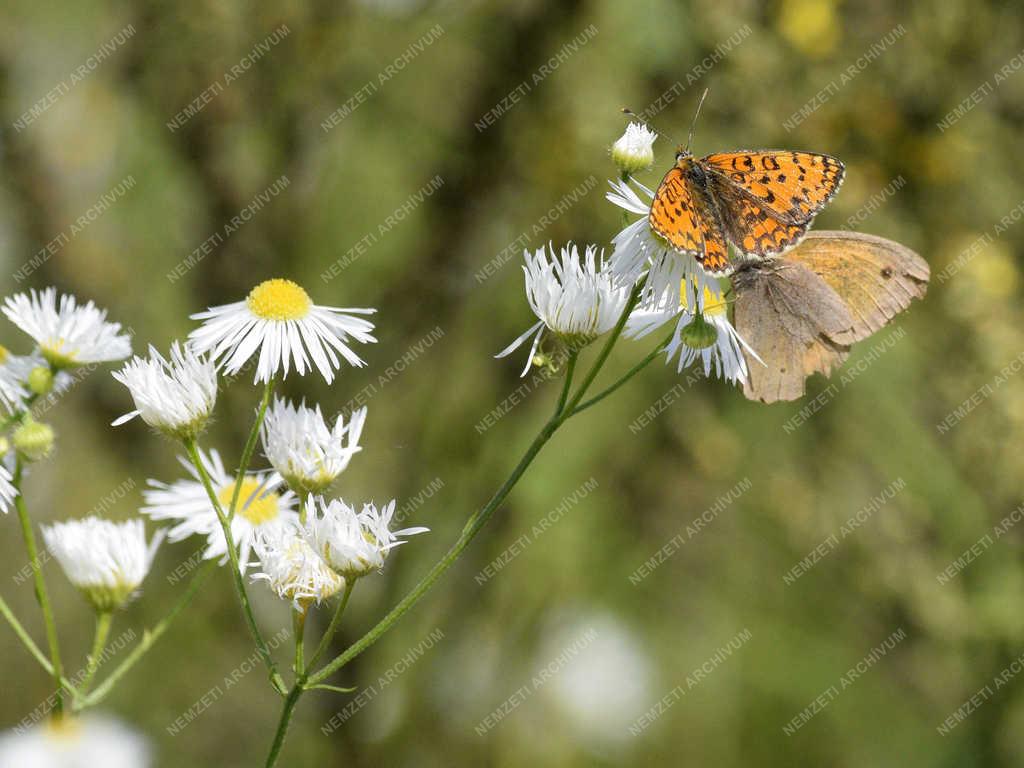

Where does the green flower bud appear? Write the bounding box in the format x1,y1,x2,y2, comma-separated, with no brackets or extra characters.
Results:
13,418,55,462
681,314,718,350
27,366,55,396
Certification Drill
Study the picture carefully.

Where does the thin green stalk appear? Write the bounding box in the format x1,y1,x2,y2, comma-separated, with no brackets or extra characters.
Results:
554,353,578,416
307,580,355,671
264,684,303,768
229,379,275,519
306,300,633,688
0,392,40,433
293,608,307,676
570,328,674,416
13,460,65,719
80,559,215,709
561,284,643,415
0,592,56,675
78,610,113,696
183,438,287,694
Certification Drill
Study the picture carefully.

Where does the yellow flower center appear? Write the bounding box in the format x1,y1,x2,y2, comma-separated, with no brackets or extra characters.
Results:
246,279,312,321
679,282,728,317
44,715,82,741
219,479,280,525
0,345,8,365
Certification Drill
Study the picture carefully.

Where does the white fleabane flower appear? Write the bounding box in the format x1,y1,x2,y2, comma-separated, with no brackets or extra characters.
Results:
0,344,29,413
252,522,344,609
188,278,376,384
261,398,366,493
628,283,759,384
303,497,428,580
0,464,16,514
611,122,656,174
112,342,217,439
2,288,131,368
140,447,297,571
496,244,631,376
0,714,152,768
606,178,719,308
42,518,163,612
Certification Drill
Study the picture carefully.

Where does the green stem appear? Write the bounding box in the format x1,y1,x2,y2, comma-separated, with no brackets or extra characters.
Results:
0,393,40,433
0,591,57,675
183,438,287,694
561,284,643,415
78,611,113,696
570,328,673,416
293,608,307,676
554,353,578,416
79,559,215,710
13,460,65,720
264,684,303,768
307,580,355,671
305,316,630,688
229,379,275,519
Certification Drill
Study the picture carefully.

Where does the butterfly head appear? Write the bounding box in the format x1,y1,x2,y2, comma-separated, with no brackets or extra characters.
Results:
675,146,693,161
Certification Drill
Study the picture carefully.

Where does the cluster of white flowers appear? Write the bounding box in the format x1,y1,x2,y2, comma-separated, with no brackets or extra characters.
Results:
497,123,757,385
93,278,428,607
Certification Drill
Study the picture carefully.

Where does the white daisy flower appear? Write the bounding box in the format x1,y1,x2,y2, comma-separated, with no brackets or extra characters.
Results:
303,497,428,580
2,288,131,368
112,342,218,439
0,713,152,768
611,122,657,174
628,283,759,384
188,278,376,384
0,464,16,515
0,344,29,413
42,517,163,612
252,522,344,609
496,243,631,376
606,178,719,308
261,398,366,494
141,447,297,571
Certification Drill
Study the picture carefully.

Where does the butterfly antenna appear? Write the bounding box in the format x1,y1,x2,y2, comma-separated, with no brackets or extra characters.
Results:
685,88,709,153
621,108,683,146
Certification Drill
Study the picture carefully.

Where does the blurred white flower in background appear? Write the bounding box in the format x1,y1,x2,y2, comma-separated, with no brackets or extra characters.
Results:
540,611,652,750
0,714,151,768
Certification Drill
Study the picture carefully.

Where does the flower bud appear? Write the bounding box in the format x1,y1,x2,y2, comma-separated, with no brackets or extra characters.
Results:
612,123,656,174
681,314,718,349
13,418,55,462
27,366,54,396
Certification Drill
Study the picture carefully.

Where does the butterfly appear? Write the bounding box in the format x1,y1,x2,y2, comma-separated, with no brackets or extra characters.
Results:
731,230,930,403
638,92,845,275
649,149,845,275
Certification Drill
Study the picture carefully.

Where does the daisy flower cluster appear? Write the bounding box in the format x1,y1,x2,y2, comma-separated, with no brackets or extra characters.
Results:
107,277,427,611
496,122,758,386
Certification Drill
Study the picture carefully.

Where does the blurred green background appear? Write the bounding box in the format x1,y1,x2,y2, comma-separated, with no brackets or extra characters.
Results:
2,0,1024,765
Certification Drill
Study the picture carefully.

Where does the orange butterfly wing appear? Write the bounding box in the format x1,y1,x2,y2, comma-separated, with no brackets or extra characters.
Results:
701,151,845,225
706,180,811,258
649,164,730,273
